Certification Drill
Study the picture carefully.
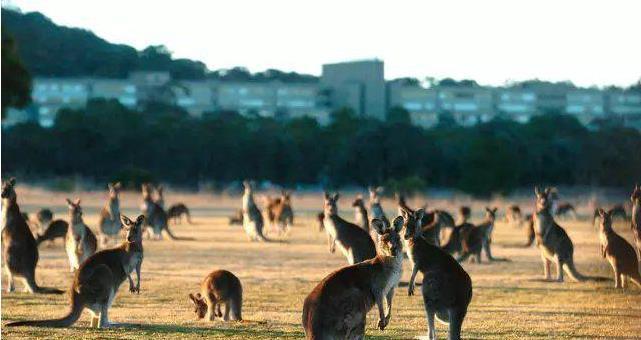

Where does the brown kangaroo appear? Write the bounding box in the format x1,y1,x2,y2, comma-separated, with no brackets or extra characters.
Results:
395,194,453,247
167,203,193,225
140,183,190,240
505,205,523,227
457,207,505,263
302,217,404,339
352,194,370,233
228,208,243,226
593,205,628,227
65,198,98,272
266,190,294,235
458,206,471,225
2,178,64,294
322,192,377,264
597,209,641,289
35,208,53,234
188,270,243,322
403,208,473,340
98,182,122,246
6,214,145,328
630,184,641,261
34,208,68,246
241,180,269,241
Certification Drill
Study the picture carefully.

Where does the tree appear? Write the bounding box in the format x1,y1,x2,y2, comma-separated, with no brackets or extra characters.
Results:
1,31,32,119
387,106,411,125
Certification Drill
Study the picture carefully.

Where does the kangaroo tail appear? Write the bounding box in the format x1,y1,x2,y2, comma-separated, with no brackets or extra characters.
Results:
24,274,65,294
630,272,641,289
162,226,194,241
562,260,587,282
6,292,82,327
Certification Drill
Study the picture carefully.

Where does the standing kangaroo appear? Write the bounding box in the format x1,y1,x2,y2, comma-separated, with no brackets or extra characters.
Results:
65,198,98,272
534,187,587,282
597,209,641,289
141,183,189,240
98,182,122,246
2,178,63,294
6,214,145,328
188,269,243,322
631,184,641,261
352,194,370,233
403,208,473,340
505,205,523,227
302,217,404,339
457,207,502,263
267,190,294,235
241,180,268,241
322,192,377,264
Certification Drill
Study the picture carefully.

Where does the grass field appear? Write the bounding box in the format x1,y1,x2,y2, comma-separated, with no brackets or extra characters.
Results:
2,188,641,339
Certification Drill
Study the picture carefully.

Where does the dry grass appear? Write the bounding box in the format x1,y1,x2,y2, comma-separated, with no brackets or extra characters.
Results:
2,188,641,339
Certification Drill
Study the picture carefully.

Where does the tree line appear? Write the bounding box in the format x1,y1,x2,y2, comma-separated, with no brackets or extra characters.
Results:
2,99,640,196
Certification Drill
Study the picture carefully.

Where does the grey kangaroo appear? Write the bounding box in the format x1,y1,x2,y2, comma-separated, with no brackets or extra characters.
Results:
2,178,64,294
403,208,473,340
141,183,190,240
302,217,404,339
34,208,68,246
189,269,243,322
241,180,269,241
322,192,377,264
597,209,641,289
457,207,505,263
6,214,145,328
65,198,98,272
98,182,122,246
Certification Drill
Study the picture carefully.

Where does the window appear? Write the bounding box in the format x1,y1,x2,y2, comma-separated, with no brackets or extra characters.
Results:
124,85,136,94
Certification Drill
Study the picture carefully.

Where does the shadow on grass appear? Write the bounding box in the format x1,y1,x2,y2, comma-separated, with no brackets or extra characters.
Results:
467,329,635,339
121,323,306,338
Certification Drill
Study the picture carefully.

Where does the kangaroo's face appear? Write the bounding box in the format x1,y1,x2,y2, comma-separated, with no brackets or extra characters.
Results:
373,217,403,256
108,182,122,199
121,214,145,243
631,184,641,205
535,187,552,213
597,208,612,231
243,181,253,196
188,293,207,319
401,208,425,241
66,198,83,220
369,186,382,203
1,177,17,201
323,192,339,216
485,207,497,222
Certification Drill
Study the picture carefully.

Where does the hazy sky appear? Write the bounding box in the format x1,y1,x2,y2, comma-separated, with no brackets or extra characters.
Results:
5,0,641,87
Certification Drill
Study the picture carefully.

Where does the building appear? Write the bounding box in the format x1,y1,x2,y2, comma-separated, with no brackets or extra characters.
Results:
565,89,605,125
495,88,538,123
321,59,386,120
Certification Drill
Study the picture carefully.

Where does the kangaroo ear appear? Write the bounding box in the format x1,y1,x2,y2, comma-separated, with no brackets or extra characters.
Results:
323,191,330,200
188,293,198,305
74,198,81,206
108,183,113,190
333,193,340,201
415,208,425,221
9,177,16,186
534,186,540,196
66,198,74,206
120,215,134,227
392,215,404,233
135,215,145,225
493,207,498,214
115,182,122,189
371,218,387,235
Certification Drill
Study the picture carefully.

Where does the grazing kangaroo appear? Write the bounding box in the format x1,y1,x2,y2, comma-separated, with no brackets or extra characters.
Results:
98,182,122,246
2,178,63,294
534,187,589,282
167,203,193,224
6,214,145,328
457,207,501,263
506,205,523,227
322,192,377,264
141,183,189,240
631,184,641,261
597,209,641,289
241,180,268,241
302,217,404,339
228,208,243,226
402,208,473,340
65,198,98,272
352,194,370,233
188,270,243,321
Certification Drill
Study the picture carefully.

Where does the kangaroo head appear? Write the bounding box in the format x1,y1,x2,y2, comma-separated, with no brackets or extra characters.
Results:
535,187,552,213
1,177,17,201
372,216,403,256
281,190,291,203
108,182,122,199
323,192,339,216
485,207,498,221
66,198,83,220
597,208,612,231
243,180,253,195
352,195,365,208
188,293,207,319
120,214,145,243
631,184,641,205
141,183,153,199
401,207,425,241
156,185,164,198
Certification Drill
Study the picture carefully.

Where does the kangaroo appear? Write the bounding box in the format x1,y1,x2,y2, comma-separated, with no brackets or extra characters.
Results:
395,194,450,247
141,183,190,240
1,178,64,294
302,217,404,339
268,190,294,235
505,205,523,227
352,194,370,233
6,214,145,328
631,184,641,261
65,198,98,272
167,203,193,224
457,207,502,263
597,209,641,289
188,269,243,322
402,208,473,340
34,208,68,246
457,206,471,225
593,205,628,227
442,208,474,257
323,192,377,264
241,180,268,241
369,186,387,222
155,185,165,209
228,208,243,226
534,187,588,282
98,182,122,246
316,212,325,232
522,213,535,247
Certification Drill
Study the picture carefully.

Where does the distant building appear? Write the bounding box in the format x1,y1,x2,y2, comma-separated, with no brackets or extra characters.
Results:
321,59,386,120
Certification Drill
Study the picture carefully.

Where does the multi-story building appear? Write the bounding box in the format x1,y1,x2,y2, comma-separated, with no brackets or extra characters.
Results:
495,88,538,123
565,89,605,125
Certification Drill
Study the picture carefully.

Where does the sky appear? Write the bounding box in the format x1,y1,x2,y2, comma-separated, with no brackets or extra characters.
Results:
4,0,641,87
